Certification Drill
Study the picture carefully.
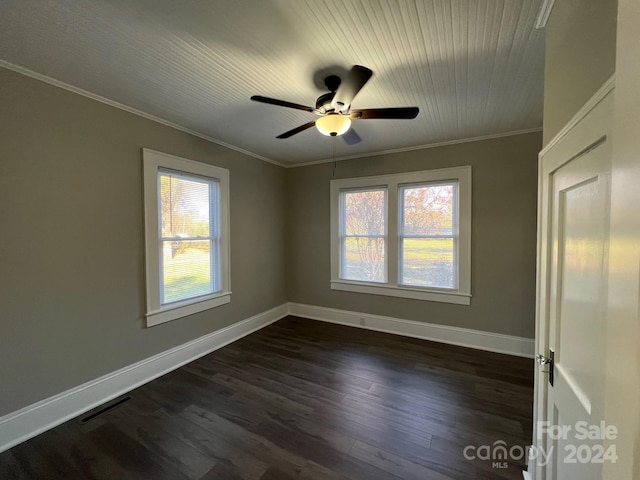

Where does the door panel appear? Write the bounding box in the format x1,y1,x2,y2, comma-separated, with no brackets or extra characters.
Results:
554,157,608,411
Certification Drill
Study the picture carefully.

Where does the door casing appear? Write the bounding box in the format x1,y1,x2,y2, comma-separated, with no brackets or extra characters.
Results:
532,82,615,479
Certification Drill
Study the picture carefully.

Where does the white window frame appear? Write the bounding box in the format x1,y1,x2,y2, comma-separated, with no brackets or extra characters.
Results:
330,166,471,305
143,149,231,327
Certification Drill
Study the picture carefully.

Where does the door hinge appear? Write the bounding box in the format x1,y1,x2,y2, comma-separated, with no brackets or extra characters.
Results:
536,349,554,386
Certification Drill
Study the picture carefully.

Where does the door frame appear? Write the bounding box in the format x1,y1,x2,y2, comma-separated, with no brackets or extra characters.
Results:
531,78,615,479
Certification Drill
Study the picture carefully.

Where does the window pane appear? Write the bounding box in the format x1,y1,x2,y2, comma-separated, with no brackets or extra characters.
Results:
343,189,386,235
160,174,213,238
342,237,385,282
162,240,213,303
402,184,455,236
401,238,455,288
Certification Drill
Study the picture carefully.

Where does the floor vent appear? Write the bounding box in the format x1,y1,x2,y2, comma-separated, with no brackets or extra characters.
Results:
78,395,132,424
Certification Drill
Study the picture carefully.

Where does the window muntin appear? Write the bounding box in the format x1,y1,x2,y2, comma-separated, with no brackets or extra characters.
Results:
399,182,458,289
159,170,220,304
339,188,387,283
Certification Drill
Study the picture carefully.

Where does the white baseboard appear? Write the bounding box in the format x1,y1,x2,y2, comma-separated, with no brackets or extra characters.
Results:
288,303,535,358
0,303,288,453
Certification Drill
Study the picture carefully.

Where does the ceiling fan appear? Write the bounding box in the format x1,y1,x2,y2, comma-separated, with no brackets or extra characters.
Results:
250,65,419,145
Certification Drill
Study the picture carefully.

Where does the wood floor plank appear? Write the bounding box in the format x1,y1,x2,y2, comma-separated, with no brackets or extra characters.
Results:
146,409,270,479
101,403,217,479
86,423,193,480
186,356,348,405
297,460,352,480
0,316,534,480
429,435,526,480
349,439,457,480
178,406,306,478
0,451,32,480
254,420,405,480
9,437,84,480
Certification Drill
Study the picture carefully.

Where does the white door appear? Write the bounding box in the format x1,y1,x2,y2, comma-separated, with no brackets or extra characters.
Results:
545,136,611,479
533,88,614,480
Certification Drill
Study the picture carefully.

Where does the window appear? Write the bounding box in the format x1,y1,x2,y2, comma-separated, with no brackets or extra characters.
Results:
340,188,387,283
399,182,457,289
143,149,230,326
330,166,471,305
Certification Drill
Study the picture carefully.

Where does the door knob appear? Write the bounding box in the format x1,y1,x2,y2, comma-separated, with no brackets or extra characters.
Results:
536,350,554,386
536,354,552,365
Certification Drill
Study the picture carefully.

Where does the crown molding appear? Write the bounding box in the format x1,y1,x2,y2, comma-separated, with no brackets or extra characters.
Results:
535,0,556,29
286,127,543,168
0,61,285,168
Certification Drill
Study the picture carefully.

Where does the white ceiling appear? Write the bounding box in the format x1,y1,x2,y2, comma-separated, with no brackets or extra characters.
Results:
0,0,545,166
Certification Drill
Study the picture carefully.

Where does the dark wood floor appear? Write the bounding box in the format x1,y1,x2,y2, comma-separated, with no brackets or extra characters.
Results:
0,316,534,480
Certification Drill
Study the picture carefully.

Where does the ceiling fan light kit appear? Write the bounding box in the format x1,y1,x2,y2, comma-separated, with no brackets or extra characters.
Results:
316,114,352,136
251,65,419,144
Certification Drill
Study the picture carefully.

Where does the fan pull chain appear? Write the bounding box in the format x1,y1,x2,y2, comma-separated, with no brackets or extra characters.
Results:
332,136,337,177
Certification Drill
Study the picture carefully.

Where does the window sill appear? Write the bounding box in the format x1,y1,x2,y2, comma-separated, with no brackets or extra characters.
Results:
146,292,231,327
330,281,471,305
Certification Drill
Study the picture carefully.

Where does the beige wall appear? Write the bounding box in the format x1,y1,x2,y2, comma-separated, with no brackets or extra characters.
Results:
286,132,541,339
543,0,618,145
603,1,640,476
0,68,288,415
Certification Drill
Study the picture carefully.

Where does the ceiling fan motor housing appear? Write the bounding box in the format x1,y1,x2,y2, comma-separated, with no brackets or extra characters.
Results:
315,74,343,114
315,92,336,114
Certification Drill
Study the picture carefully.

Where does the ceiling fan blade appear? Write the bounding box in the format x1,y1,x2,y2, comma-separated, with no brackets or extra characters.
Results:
276,121,317,139
350,107,419,120
343,128,362,146
331,65,373,113
251,95,315,112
